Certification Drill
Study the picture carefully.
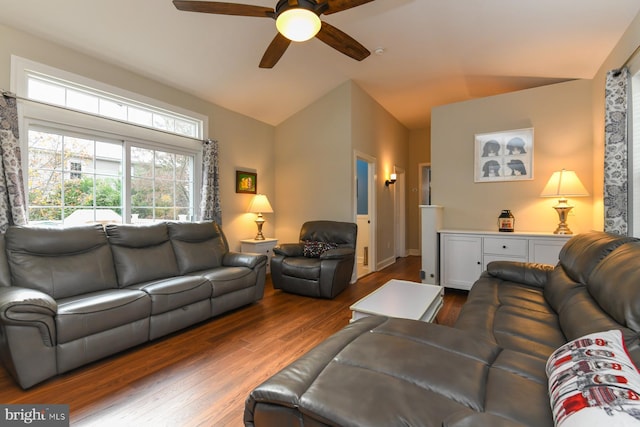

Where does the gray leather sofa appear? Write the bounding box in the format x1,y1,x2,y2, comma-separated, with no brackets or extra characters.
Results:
245,231,640,426
0,220,267,389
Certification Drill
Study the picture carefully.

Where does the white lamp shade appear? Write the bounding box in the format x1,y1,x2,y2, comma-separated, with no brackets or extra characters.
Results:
247,194,273,214
541,169,589,197
276,8,321,42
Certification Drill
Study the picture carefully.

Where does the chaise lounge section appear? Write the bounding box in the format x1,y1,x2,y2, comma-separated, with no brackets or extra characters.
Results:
245,231,640,426
0,220,267,389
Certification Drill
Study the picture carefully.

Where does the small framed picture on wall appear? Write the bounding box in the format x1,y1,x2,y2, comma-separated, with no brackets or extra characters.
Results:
236,170,257,194
474,127,534,182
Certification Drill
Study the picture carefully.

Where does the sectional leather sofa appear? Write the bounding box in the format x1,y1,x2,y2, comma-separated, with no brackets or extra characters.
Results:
0,220,267,389
245,231,640,426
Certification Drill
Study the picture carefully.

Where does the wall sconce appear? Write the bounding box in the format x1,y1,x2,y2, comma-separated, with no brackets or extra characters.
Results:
540,169,589,234
247,194,274,240
385,173,397,187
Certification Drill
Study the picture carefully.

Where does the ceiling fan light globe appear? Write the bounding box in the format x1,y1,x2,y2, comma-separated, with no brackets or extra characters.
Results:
276,8,321,42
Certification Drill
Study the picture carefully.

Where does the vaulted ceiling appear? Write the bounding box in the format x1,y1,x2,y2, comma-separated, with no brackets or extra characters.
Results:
1,0,639,129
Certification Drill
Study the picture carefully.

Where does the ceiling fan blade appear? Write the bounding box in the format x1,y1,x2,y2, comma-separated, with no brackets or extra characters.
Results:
323,0,375,15
172,1,273,18
260,33,292,68
315,21,370,61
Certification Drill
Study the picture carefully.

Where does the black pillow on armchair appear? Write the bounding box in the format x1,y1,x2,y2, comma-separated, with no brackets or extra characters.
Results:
303,240,338,258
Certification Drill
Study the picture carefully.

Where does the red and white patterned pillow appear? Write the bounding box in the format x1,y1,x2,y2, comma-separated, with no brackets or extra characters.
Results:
546,329,640,426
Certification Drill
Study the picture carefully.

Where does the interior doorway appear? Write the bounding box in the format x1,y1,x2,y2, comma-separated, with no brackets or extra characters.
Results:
354,152,376,279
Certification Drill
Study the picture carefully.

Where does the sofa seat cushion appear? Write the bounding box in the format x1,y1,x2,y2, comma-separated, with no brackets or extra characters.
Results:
456,276,566,359
280,257,320,281
56,289,150,344
126,276,212,315
190,267,255,297
246,316,555,426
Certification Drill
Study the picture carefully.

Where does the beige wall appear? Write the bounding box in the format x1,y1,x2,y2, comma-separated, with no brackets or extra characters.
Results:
273,82,353,244
0,23,275,251
275,81,410,268
351,83,410,267
590,11,640,230
431,79,594,234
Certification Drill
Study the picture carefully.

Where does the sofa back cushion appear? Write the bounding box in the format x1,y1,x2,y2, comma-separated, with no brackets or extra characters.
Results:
106,223,179,287
557,231,636,285
4,224,118,298
587,242,640,332
299,221,357,248
167,221,228,274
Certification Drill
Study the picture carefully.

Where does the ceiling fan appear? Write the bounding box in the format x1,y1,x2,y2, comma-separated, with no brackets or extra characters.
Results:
172,0,375,68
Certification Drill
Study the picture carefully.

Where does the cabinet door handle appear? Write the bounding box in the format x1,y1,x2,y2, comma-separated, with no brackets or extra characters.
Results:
502,245,507,249
477,261,481,265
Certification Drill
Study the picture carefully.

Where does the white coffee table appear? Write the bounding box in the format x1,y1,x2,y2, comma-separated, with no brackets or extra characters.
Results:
349,279,444,323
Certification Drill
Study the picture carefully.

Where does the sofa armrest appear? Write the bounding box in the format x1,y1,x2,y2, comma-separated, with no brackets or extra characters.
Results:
320,247,354,260
273,243,303,257
0,287,57,346
486,261,554,289
223,251,267,269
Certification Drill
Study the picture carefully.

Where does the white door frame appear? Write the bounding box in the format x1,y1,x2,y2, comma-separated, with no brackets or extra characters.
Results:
394,166,406,258
354,151,377,279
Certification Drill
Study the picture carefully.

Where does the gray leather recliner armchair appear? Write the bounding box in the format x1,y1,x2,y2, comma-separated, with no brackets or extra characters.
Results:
270,221,357,299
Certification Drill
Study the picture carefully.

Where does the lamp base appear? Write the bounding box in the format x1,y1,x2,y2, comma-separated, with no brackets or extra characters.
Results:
552,199,574,235
254,215,266,240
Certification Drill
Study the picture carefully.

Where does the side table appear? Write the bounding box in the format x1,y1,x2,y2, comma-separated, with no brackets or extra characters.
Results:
240,238,278,273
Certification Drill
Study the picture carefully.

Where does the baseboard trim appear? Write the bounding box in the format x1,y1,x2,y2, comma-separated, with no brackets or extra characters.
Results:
376,256,396,271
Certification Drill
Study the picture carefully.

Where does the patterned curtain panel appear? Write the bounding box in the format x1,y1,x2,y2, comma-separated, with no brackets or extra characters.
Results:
604,68,630,235
0,95,27,232
200,139,222,224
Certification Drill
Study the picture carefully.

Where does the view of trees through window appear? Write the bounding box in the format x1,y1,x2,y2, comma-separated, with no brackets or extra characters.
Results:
130,146,193,222
28,127,194,226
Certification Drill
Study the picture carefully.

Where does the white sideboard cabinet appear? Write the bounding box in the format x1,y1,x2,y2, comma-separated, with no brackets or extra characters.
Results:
439,230,571,291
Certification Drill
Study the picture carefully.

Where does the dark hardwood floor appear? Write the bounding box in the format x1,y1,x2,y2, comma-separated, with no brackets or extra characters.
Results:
0,256,467,426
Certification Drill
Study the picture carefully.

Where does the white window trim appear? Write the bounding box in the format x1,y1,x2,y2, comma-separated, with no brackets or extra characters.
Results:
12,56,205,223
11,55,208,140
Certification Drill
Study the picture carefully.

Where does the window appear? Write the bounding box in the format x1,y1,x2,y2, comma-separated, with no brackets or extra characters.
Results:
130,146,194,222
28,127,123,226
13,56,205,226
26,72,203,140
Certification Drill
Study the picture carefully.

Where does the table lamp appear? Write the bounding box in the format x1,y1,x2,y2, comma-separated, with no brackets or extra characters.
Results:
247,194,273,240
540,169,589,234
